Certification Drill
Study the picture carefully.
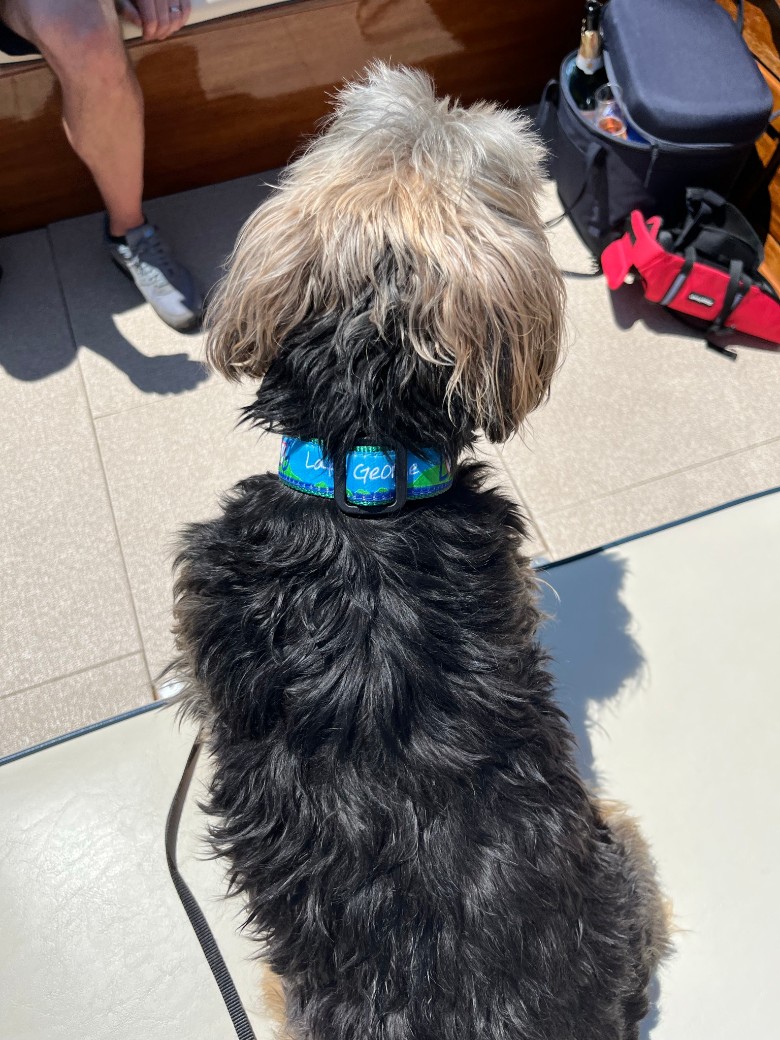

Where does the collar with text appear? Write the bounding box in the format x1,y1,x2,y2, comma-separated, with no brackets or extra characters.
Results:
278,436,453,516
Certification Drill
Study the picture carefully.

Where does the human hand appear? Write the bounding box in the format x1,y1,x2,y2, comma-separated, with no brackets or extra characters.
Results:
116,0,191,42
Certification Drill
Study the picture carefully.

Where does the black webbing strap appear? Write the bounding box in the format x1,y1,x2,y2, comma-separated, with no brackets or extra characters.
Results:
671,197,719,254
735,0,744,34
709,258,745,335
681,246,698,282
660,246,698,307
165,738,258,1040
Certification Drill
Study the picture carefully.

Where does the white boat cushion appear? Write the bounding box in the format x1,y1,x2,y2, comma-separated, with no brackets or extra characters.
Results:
2,489,779,1038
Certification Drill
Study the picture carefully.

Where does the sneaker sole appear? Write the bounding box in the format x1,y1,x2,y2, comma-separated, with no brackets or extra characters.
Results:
110,255,202,333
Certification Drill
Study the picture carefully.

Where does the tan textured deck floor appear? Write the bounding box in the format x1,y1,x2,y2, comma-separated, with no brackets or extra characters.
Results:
1,174,779,756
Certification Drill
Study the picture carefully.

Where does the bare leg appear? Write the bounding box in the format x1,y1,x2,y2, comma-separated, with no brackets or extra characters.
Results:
0,0,144,235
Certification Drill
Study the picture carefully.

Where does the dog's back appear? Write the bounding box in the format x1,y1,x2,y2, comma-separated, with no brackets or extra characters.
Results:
172,63,669,1040
174,468,668,1040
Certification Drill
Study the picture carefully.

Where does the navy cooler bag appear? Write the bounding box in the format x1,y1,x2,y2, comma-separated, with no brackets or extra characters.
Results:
537,0,773,255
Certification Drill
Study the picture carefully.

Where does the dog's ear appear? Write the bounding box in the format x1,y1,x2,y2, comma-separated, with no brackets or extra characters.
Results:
365,73,565,441
204,186,322,381
416,174,566,442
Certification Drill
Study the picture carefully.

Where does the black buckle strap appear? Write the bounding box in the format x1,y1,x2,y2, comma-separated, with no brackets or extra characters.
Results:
166,737,258,1040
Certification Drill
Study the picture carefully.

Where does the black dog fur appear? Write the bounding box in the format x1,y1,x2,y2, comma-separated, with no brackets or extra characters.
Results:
173,308,669,1040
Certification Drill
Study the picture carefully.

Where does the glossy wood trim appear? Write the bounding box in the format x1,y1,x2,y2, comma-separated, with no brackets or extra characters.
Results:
0,0,583,236
717,1,780,288
760,234,780,294
753,64,780,245
717,0,780,81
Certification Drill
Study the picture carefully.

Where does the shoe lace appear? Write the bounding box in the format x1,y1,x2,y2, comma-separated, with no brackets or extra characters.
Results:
134,228,179,288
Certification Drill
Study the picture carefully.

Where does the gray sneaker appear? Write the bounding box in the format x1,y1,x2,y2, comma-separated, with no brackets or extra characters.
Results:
107,221,202,331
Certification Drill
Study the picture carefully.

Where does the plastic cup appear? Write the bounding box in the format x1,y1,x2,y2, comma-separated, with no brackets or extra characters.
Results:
595,84,627,139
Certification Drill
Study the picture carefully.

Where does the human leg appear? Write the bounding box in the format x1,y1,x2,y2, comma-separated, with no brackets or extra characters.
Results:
0,0,201,328
0,0,145,235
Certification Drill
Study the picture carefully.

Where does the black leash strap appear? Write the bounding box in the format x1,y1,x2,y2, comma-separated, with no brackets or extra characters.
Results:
165,738,258,1040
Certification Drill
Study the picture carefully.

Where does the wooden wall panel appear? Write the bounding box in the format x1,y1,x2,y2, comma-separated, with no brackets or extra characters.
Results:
717,0,780,79
0,0,583,236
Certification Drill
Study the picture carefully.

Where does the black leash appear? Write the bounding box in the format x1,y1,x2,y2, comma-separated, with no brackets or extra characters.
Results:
165,737,258,1040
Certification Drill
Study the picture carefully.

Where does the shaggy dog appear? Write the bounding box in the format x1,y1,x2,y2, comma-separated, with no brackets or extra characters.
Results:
172,64,669,1040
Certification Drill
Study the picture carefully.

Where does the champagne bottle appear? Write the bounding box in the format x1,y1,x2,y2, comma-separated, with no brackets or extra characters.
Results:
569,0,608,111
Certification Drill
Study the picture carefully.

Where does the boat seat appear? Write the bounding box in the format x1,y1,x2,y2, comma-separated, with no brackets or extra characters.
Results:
2,488,779,1039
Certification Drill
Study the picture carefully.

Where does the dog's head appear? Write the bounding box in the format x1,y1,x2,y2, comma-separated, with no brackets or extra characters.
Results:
206,63,564,446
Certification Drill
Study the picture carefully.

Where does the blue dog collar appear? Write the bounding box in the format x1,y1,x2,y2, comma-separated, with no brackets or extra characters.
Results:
279,436,453,514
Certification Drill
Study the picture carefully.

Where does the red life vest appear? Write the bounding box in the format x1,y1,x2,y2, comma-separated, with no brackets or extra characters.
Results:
602,207,780,345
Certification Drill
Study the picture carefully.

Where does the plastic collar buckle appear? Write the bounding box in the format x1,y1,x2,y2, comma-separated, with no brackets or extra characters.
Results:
333,441,408,518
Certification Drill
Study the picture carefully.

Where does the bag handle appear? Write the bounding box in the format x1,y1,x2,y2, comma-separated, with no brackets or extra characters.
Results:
544,140,605,277
534,78,560,165
545,141,605,229
537,77,559,119
671,192,722,253
166,736,258,1040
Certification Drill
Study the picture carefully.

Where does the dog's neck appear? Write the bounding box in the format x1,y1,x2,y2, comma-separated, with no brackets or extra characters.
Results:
242,313,478,463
